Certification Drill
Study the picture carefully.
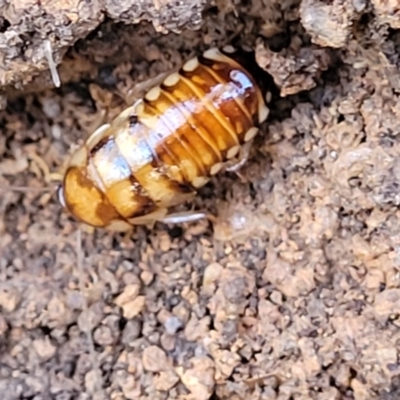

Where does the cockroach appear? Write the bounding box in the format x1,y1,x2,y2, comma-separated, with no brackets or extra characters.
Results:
56,46,271,231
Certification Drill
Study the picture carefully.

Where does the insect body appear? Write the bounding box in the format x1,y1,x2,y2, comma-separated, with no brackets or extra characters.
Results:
57,47,269,231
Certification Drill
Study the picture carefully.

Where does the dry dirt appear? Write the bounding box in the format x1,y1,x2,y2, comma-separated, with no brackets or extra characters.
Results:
1,1,400,399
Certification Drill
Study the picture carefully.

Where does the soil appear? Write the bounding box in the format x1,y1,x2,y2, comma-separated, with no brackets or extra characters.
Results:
1,1,400,399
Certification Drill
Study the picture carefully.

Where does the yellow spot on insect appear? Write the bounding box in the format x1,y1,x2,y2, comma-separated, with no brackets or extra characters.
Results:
210,162,223,175
258,103,269,124
244,127,259,142
163,73,180,87
226,145,240,159
145,86,161,102
69,147,88,168
235,121,243,134
222,45,235,54
203,48,224,62
191,75,207,86
134,100,145,115
182,57,199,72
192,176,210,188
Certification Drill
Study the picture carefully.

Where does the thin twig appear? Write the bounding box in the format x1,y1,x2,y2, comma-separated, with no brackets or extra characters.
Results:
0,185,54,193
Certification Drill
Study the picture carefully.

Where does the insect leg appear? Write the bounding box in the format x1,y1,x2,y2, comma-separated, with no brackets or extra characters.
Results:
158,210,212,225
27,151,64,184
124,68,180,106
127,207,169,228
128,208,213,227
224,139,254,173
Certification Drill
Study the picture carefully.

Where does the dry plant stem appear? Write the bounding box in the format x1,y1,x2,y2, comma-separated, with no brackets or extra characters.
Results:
44,40,61,88
0,186,53,193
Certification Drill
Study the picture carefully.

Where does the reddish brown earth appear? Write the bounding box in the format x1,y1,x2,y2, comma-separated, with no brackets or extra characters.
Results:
1,1,400,399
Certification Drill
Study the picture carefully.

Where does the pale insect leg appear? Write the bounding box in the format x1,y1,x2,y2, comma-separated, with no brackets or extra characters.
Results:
127,207,169,229
127,204,212,227
158,210,213,225
123,51,201,105
124,68,180,106
224,139,254,173
26,151,64,184
85,122,111,150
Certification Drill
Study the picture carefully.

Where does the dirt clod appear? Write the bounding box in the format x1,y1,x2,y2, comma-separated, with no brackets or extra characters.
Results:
142,345,169,372
176,356,215,400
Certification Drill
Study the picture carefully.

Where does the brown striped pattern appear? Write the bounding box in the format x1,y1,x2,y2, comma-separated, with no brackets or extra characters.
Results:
61,48,267,229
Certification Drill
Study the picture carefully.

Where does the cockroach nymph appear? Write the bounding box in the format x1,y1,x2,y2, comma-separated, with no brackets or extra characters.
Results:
57,46,271,231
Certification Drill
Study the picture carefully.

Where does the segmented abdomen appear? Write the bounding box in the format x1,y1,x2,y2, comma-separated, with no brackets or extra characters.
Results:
62,47,269,229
